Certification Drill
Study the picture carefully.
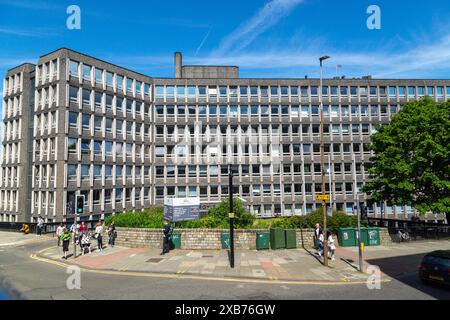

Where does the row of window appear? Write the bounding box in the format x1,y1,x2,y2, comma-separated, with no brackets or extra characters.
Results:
3,119,21,142
155,84,450,99
154,124,376,137
3,96,22,118
68,86,151,117
68,112,151,137
3,73,22,96
0,166,20,187
154,182,363,198
68,60,151,98
154,104,399,118
36,59,58,85
2,143,20,164
67,138,151,159
34,112,57,136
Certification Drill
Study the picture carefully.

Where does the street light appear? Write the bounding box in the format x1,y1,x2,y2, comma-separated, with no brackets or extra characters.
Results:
229,164,235,268
319,55,330,266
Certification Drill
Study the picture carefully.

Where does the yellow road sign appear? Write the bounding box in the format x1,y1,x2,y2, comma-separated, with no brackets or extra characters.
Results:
315,194,330,201
228,212,235,218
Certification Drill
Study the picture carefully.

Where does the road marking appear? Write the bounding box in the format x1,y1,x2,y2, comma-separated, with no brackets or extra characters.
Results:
30,246,391,287
129,254,136,258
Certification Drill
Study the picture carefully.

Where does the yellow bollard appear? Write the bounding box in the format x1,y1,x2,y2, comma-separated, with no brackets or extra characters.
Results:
360,242,365,251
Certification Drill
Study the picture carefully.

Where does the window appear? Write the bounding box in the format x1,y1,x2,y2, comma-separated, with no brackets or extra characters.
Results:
116,75,124,90
188,86,196,98
177,86,186,98
167,86,175,98
340,86,348,96
155,146,165,157
94,116,102,131
106,95,113,110
311,86,318,96
69,86,78,103
68,112,78,128
81,139,90,155
389,86,396,96
68,138,77,154
95,68,103,85
106,72,113,87
270,86,279,97
437,87,444,97
260,86,268,97
427,86,434,96
240,86,248,97
82,64,91,81
250,86,258,97
81,165,90,179
82,114,90,130
408,86,415,96
105,141,112,156
82,89,90,105
69,61,79,77
136,82,142,94
95,92,102,108
290,86,298,97
156,86,164,98
198,86,206,97
370,86,377,96
126,78,133,93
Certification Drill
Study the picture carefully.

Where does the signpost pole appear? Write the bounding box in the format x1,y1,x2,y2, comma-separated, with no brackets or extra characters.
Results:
229,164,235,269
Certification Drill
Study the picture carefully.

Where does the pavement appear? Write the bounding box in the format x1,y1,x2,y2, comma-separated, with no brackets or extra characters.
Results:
1,231,450,299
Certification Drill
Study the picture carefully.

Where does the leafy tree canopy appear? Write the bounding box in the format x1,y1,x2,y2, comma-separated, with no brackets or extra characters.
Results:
363,97,450,214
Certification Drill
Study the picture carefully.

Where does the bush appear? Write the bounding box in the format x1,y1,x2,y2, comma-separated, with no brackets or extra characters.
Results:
105,207,164,229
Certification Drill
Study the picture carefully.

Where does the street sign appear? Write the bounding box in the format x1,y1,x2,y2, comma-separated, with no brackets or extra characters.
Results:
228,212,235,219
164,197,200,222
315,194,330,201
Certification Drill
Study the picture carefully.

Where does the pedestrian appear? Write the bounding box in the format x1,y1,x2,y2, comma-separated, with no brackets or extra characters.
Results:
94,221,104,251
160,220,173,255
79,221,87,233
80,231,91,255
313,223,322,249
317,230,324,257
60,228,71,260
56,223,65,247
327,232,336,261
37,216,44,236
108,221,116,248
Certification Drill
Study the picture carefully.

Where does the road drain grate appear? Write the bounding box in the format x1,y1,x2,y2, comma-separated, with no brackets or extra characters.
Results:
146,258,164,263
202,255,214,258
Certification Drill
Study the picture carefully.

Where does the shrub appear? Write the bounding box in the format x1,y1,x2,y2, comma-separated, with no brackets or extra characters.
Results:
105,207,164,229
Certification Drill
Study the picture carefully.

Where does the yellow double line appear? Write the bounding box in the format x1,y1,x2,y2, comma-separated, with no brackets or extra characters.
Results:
30,247,391,286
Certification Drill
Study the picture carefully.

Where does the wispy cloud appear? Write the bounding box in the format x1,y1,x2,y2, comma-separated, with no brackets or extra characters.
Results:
214,0,303,55
0,0,62,10
0,26,59,37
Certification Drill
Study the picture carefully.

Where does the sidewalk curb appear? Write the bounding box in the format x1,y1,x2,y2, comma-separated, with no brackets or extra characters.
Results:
32,246,390,286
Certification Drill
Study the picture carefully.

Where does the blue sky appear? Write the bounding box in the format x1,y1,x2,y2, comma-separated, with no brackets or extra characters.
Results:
0,0,450,91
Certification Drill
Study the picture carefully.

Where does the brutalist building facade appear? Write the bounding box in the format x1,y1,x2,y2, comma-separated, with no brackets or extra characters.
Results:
1,48,449,223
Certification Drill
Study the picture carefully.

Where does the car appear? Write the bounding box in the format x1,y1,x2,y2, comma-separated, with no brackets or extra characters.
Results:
419,250,450,286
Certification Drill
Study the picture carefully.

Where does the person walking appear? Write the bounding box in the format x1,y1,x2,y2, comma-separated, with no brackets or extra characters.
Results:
327,231,336,261
94,222,104,252
60,228,71,260
108,221,116,248
317,230,324,257
313,223,322,250
37,216,44,236
160,220,173,255
56,223,65,247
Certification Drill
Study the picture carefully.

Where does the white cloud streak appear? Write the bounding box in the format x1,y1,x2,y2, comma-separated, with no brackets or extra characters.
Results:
214,0,302,55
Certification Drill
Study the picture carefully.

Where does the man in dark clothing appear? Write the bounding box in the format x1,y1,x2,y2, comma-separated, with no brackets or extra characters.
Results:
313,223,322,249
161,220,173,255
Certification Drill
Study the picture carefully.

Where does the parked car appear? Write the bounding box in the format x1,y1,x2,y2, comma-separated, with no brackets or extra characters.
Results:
419,250,450,286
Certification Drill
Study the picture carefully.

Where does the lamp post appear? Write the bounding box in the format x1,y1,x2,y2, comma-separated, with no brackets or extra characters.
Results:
319,55,330,266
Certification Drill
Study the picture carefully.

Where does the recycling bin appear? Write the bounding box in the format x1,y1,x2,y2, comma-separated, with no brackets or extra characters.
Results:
285,229,297,249
337,228,357,247
256,232,270,250
270,228,286,250
169,233,181,249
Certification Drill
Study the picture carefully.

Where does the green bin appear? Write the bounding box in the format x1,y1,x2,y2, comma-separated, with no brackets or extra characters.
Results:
270,228,286,250
337,228,357,247
256,232,270,250
169,233,181,249
221,232,230,249
285,229,297,249
362,227,380,246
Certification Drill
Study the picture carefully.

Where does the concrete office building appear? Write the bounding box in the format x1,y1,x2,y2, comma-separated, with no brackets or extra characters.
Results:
1,48,449,223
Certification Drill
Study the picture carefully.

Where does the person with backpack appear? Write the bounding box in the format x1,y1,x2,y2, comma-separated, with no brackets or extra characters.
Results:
80,231,91,255
327,231,336,261
160,220,173,255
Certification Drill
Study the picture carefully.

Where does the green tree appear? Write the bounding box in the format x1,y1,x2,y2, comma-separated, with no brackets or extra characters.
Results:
363,97,450,214
206,197,255,229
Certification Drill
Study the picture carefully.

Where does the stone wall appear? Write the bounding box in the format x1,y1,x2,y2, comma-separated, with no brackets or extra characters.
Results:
115,227,392,250
115,227,323,250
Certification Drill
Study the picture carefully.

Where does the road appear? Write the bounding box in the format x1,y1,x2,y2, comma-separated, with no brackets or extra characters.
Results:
0,236,449,300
